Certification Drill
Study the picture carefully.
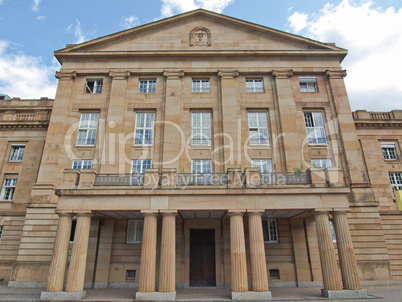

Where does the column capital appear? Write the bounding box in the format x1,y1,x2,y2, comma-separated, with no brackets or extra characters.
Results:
272,69,293,79
141,210,159,217
160,211,177,217
109,71,130,79
246,210,264,217
163,70,184,78
218,70,239,78
74,211,93,218
331,209,350,215
55,71,77,80
56,211,74,218
326,69,347,79
228,210,246,217
311,210,330,217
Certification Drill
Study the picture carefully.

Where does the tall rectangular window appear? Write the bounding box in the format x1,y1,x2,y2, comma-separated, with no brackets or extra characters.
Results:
0,226,3,241
131,160,151,174
329,220,337,242
76,113,99,146
248,112,269,145
192,79,210,93
72,160,93,171
311,159,332,169
134,112,155,145
252,159,272,173
382,143,398,160
0,176,17,201
192,112,211,145
246,79,264,92
262,219,278,243
304,112,327,144
389,172,402,191
192,160,212,174
139,80,156,93
299,77,318,92
127,220,144,243
9,145,25,162
85,79,103,93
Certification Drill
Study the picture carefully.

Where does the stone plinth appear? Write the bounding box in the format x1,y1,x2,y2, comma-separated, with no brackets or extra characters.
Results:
232,291,272,300
244,168,260,188
161,169,177,188
144,168,160,189
322,289,367,299
78,169,97,189
41,291,86,301
325,167,344,187
136,291,176,301
227,168,243,188
308,168,326,187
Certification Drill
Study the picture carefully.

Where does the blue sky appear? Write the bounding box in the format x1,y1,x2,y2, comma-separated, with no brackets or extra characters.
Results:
0,0,401,111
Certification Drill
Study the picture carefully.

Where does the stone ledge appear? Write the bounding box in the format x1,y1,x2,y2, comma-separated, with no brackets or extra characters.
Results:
135,291,176,301
40,291,86,301
231,291,272,300
321,289,367,299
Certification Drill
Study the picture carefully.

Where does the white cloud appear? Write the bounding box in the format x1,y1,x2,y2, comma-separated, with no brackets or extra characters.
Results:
32,0,41,11
0,40,58,99
36,15,46,22
120,15,140,29
160,0,234,18
287,0,402,111
66,20,87,44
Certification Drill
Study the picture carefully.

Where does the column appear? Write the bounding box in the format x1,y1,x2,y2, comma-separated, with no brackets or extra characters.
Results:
138,212,158,293
229,212,248,293
158,212,177,299
65,212,92,294
45,212,73,292
314,211,342,291
247,212,269,292
332,211,362,290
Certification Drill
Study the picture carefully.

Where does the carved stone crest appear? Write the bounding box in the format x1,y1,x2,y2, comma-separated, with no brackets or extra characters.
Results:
189,27,211,47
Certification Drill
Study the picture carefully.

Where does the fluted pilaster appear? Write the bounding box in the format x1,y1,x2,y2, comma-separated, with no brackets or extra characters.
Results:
229,212,248,292
158,212,177,293
46,212,73,292
65,212,92,293
138,212,158,293
248,212,269,292
314,211,342,291
332,211,362,290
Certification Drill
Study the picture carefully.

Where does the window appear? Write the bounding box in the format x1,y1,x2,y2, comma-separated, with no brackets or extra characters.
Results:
192,79,210,93
85,79,103,94
192,160,212,174
0,177,17,201
192,112,211,145
382,143,398,160
304,112,327,144
72,160,93,171
139,79,156,93
127,220,144,243
9,145,25,162
246,79,264,92
389,172,402,192
269,269,280,280
329,220,337,242
311,159,332,169
252,159,272,173
76,113,99,146
0,226,3,241
126,270,136,281
299,77,318,92
70,220,76,242
134,112,155,145
248,112,269,145
262,219,278,243
131,160,151,174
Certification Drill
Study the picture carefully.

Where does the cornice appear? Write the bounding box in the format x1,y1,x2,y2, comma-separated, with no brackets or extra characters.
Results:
354,121,402,128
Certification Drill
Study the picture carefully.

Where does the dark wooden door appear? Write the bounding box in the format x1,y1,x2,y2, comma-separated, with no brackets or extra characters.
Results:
190,229,216,286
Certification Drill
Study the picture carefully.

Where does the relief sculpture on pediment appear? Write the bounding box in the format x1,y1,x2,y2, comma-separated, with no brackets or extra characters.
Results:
189,27,211,46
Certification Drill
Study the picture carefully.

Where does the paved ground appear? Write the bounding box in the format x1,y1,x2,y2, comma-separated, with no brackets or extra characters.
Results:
0,284,401,301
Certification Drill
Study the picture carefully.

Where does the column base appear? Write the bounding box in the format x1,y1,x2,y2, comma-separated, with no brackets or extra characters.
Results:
135,291,176,301
321,289,367,299
231,291,272,300
40,291,86,300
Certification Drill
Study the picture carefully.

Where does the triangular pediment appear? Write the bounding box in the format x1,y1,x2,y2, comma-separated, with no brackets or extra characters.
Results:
56,9,346,60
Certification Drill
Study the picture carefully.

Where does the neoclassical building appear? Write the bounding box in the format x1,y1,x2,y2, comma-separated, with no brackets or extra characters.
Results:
0,9,401,301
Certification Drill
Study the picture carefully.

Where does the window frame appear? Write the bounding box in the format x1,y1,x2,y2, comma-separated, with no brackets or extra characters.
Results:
133,112,155,146
299,77,318,93
138,79,156,93
248,111,270,146
72,160,93,171
191,159,212,174
304,111,327,145
381,142,398,160
192,112,211,146
0,176,17,201
76,112,100,146
9,145,25,162
252,159,272,173
131,160,152,174
246,78,264,93
85,78,103,94
262,219,278,243
126,220,144,243
389,172,402,192
311,158,332,169
192,79,210,93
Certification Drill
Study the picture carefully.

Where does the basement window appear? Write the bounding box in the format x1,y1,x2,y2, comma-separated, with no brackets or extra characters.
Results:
269,269,280,280
126,270,136,281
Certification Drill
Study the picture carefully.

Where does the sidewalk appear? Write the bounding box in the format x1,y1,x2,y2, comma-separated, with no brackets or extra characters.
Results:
1,284,401,301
